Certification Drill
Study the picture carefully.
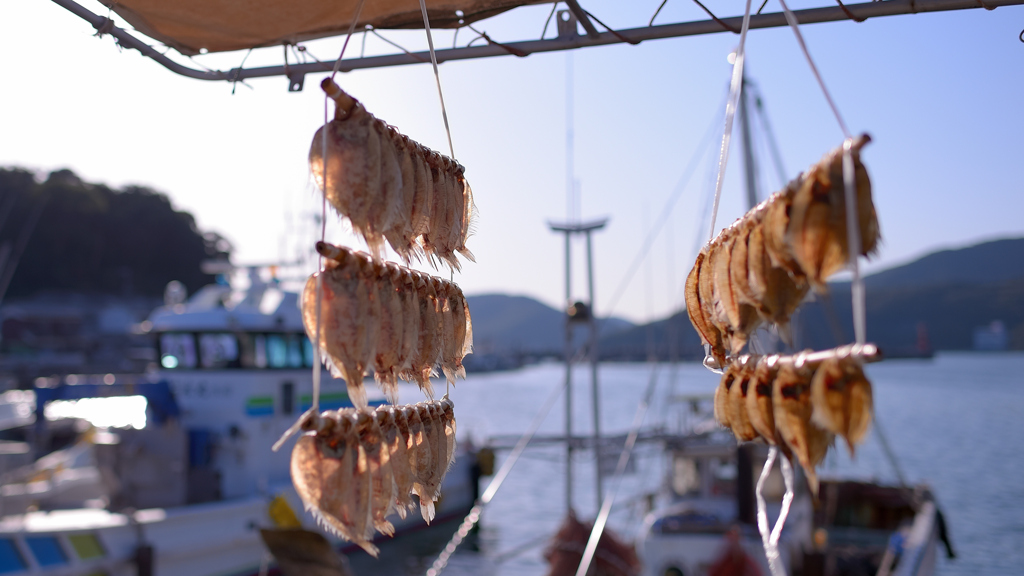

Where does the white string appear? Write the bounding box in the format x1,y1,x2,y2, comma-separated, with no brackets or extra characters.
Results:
273,2,368,452
843,142,866,344
775,0,849,139
418,0,457,159
754,447,790,576
426,374,568,576
775,0,867,343
706,0,754,243
575,365,661,576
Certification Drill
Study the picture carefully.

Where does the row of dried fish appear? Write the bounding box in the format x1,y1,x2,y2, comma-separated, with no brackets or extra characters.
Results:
686,135,880,364
310,78,475,270
302,241,473,410
715,348,874,495
291,398,456,557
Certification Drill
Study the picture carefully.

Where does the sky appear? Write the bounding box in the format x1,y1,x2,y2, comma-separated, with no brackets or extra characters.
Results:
3,1,1023,323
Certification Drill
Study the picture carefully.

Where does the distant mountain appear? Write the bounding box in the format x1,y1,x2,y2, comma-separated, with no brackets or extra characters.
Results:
859,237,1024,290
598,237,1024,358
465,294,633,355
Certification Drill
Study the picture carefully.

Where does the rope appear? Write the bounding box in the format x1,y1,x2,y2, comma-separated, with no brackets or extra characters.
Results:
418,0,457,159
706,0,754,243
425,375,568,576
754,447,794,576
574,364,661,576
273,1,366,452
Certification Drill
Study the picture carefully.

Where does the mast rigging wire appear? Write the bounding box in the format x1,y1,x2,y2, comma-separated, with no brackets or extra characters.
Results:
574,364,662,576
425,375,569,576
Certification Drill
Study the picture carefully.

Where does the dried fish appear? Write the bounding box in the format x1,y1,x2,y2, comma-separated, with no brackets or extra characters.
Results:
772,358,833,496
726,360,758,442
810,356,873,454
305,242,473,408
290,400,457,552
310,79,475,267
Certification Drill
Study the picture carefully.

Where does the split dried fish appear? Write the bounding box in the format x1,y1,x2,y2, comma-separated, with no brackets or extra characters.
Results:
303,242,473,409
684,136,877,361
810,355,873,454
712,347,876,496
290,399,457,556
310,79,476,269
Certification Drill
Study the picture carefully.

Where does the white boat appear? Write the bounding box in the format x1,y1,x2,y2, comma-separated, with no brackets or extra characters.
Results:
637,396,954,576
0,271,479,576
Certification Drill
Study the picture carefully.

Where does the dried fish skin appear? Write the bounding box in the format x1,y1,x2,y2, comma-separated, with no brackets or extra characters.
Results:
403,406,436,523
787,135,879,291
747,224,808,340
460,289,474,358
714,364,739,430
457,177,477,263
773,359,834,496
727,361,758,442
436,281,458,384
685,251,720,356
762,187,804,277
729,221,757,308
372,263,404,404
746,358,780,445
353,409,395,538
696,248,729,364
810,356,873,455
449,286,469,379
381,407,417,517
308,105,373,228
424,157,450,269
410,151,434,241
440,396,457,470
303,262,370,410
393,267,421,376
382,136,419,263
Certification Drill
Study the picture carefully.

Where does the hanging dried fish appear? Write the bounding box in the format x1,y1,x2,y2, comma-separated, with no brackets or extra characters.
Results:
310,79,476,269
685,136,877,361
290,399,458,556
712,346,878,495
810,355,873,454
772,358,833,496
304,242,473,409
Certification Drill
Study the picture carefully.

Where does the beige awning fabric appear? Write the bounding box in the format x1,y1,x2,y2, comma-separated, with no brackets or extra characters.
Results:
100,0,550,55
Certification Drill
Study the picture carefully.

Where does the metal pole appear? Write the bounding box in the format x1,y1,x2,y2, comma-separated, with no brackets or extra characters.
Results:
563,231,574,512
585,230,602,510
738,73,759,211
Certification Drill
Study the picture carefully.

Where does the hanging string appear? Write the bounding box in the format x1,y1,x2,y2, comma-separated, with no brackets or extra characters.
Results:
273,1,369,452
775,0,849,138
418,0,457,159
425,374,569,576
574,365,661,576
706,0,754,244
774,0,866,344
754,447,794,576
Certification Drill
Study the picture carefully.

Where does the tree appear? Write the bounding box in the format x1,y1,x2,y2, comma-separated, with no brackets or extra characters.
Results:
0,168,231,298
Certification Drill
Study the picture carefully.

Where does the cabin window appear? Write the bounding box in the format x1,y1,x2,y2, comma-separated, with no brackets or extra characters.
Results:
0,539,26,573
286,335,303,368
281,382,295,415
25,536,67,567
671,456,700,496
253,335,268,368
266,335,288,368
199,333,240,368
160,333,197,369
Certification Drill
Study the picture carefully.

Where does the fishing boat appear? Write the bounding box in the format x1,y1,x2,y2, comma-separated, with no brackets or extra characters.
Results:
0,268,479,576
637,395,955,576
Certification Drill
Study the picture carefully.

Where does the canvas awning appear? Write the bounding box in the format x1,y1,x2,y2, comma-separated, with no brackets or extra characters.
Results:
99,0,550,55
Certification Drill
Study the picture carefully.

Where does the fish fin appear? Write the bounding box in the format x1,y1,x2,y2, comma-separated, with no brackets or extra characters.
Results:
420,500,436,525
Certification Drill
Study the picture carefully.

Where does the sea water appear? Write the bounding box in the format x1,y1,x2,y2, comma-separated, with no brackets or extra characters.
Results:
350,352,1024,576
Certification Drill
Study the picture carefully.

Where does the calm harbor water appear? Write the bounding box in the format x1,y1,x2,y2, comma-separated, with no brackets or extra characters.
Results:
350,352,1024,576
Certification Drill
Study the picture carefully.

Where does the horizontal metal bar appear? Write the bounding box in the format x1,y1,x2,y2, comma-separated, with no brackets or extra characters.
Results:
51,0,1024,84
227,0,1024,79
50,0,231,81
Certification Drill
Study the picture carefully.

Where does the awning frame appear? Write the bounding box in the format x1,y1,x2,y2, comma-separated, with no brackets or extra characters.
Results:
51,0,1024,92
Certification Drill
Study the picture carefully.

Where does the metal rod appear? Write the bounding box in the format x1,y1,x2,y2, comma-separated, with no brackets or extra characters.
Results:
564,0,601,39
585,230,603,512
563,231,574,513
707,342,882,371
51,0,1024,83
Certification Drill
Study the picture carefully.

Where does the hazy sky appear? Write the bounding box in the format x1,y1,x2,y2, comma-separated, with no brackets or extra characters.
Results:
3,1,1023,322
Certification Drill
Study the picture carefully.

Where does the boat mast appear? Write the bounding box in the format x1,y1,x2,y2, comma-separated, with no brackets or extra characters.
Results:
738,71,759,211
